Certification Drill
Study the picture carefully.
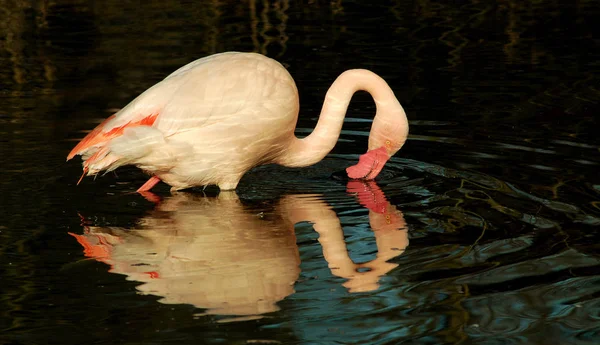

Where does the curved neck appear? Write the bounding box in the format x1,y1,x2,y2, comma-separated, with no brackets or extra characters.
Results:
277,69,408,167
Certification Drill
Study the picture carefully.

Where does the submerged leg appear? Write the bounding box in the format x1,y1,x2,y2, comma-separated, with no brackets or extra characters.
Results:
137,176,161,192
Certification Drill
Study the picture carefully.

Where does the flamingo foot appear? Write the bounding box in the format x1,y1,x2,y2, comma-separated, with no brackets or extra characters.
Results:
137,176,161,192
346,147,390,180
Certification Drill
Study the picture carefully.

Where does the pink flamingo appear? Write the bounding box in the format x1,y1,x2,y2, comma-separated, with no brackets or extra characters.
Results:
67,52,409,192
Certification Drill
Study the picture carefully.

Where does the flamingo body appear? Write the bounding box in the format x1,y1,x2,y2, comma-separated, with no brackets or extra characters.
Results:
68,52,409,191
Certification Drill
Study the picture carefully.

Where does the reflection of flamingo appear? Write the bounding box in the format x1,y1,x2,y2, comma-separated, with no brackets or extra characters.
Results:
69,181,408,320
67,52,409,192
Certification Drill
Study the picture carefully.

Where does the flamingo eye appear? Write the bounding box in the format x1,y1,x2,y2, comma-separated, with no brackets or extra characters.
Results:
385,140,391,146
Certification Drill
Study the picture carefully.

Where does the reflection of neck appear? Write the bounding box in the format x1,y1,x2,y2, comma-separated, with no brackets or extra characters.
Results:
280,181,408,293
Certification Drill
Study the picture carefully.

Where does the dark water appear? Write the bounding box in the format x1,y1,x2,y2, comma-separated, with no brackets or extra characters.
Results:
2,1,599,344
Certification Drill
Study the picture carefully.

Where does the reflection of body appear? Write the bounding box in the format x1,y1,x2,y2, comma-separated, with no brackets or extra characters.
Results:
70,181,408,319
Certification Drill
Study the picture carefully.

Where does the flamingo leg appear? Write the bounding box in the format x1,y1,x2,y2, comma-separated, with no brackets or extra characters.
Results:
137,176,161,192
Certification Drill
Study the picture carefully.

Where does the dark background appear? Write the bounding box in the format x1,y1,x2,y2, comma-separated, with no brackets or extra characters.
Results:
1,1,599,344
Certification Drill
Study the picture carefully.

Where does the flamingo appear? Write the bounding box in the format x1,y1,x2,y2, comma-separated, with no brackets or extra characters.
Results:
67,52,409,192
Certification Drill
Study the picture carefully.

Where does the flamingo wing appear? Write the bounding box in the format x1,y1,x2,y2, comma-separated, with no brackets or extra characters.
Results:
151,52,288,134
67,112,160,161
67,52,295,187
65,55,228,168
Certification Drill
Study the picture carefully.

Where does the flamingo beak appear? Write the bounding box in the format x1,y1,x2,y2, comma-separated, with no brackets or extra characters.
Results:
345,147,390,180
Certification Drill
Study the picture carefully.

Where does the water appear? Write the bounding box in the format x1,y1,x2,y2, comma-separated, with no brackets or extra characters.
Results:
1,1,599,344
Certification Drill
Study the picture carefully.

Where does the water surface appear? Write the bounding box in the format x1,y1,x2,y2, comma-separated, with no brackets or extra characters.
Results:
1,1,599,344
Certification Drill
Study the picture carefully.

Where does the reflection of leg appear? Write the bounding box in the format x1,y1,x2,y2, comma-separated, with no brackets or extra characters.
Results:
139,191,162,204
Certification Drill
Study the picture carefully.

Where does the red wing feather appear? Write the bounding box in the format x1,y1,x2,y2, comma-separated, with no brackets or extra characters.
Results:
67,113,159,160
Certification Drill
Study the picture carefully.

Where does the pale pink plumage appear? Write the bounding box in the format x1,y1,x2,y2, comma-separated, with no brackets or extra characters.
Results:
68,52,409,191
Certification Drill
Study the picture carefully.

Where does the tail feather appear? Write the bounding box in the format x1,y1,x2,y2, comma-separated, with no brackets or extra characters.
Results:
111,126,192,172
109,126,166,161
67,113,159,161
69,112,164,182
79,125,170,178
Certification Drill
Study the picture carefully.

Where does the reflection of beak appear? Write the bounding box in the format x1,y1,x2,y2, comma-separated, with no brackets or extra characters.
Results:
347,180,408,233
346,180,389,214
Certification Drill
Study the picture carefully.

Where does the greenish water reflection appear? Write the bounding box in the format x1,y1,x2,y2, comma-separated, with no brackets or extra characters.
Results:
1,1,599,344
